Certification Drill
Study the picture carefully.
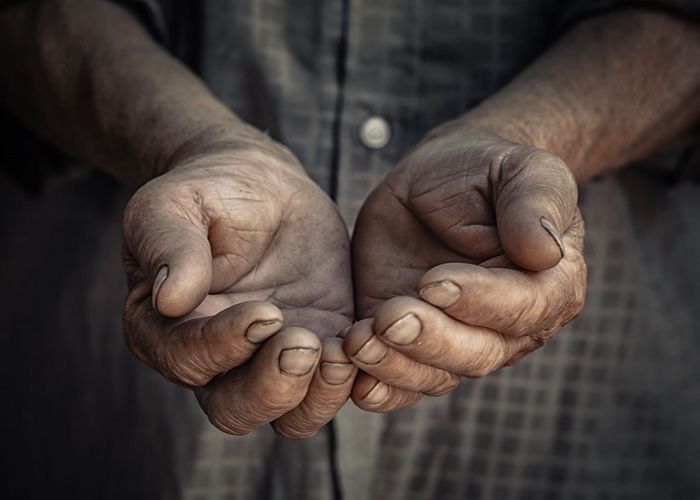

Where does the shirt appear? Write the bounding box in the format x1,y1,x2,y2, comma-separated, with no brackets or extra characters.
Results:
1,1,700,499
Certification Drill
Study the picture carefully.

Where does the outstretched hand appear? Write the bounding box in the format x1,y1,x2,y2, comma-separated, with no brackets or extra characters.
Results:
122,128,356,438
345,121,586,411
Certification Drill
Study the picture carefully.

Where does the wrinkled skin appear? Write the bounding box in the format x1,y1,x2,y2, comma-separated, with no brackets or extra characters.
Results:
346,121,587,411
122,129,356,438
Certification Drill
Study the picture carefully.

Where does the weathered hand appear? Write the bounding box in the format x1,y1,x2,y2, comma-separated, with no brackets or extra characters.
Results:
345,121,586,411
123,127,356,437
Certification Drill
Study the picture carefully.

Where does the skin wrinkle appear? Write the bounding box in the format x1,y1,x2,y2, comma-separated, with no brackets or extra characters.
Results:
467,10,700,181
391,188,478,264
199,333,320,435
467,332,509,378
474,272,535,337
199,316,244,375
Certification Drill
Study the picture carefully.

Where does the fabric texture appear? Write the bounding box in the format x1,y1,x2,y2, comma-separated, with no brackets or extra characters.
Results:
1,1,700,499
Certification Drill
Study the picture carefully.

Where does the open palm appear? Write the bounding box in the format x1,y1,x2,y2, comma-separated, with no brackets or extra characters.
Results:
345,123,586,411
123,132,355,438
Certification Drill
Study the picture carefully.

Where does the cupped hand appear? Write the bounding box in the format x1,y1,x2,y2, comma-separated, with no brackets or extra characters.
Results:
345,121,586,411
122,127,356,438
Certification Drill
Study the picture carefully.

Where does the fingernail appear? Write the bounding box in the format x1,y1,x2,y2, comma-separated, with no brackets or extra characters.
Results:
246,319,282,343
540,217,565,258
152,265,169,314
279,347,319,376
362,381,389,404
381,313,422,345
353,336,387,365
419,280,461,308
320,362,354,385
336,325,352,339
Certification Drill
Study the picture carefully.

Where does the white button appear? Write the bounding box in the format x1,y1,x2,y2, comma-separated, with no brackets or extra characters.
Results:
359,116,391,150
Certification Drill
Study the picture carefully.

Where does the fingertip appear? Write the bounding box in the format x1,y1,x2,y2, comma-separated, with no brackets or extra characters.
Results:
151,265,169,313
241,301,285,343
271,337,355,439
277,326,323,351
496,152,577,272
245,318,284,344
341,319,375,359
278,347,320,376
321,337,351,363
498,207,564,271
153,261,212,317
418,279,461,309
351,373,386,407
319,338,355,385
359,381,390,406
271,420,321,440
273,327,322,376
372,296,424,338
351,373,422,412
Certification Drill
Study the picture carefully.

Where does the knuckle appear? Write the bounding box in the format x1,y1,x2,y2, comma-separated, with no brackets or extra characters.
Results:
573,263,588,310
356,399,391,413
122,194,147,231
557,256,587,328
161,347,213,387
466,365,491,379
123,324,147,362
464,338,506,378
504,334,544,366
393,392,423,410
206,409,251,436
272,420,319,440
257,391,301,416
124,336,151,368
294,397,335,424
426,372,460,396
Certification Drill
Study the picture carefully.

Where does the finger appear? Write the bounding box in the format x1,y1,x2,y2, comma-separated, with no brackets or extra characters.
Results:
123,192,213,318
343,319,459,395
373,297,532,377
494,148,578,271
273,337,356,438
351,372,422,413
352,183,463,318
196,327,321,436
503,333,547,366
124,299,284,386
418,213,586,337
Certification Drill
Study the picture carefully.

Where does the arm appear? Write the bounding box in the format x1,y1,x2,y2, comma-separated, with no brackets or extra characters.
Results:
0,0,245,187
464,8,700,182
347,8,700,411
0,0,356,438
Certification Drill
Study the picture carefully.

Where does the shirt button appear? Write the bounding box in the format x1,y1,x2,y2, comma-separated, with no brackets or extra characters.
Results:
359,116,391,150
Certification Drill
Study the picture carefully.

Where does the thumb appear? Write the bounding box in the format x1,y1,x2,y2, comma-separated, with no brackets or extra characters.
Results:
124,202,213,319
495,150,578,271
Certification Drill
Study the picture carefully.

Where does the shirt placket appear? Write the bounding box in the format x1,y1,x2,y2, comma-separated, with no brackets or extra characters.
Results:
331,1,424,499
